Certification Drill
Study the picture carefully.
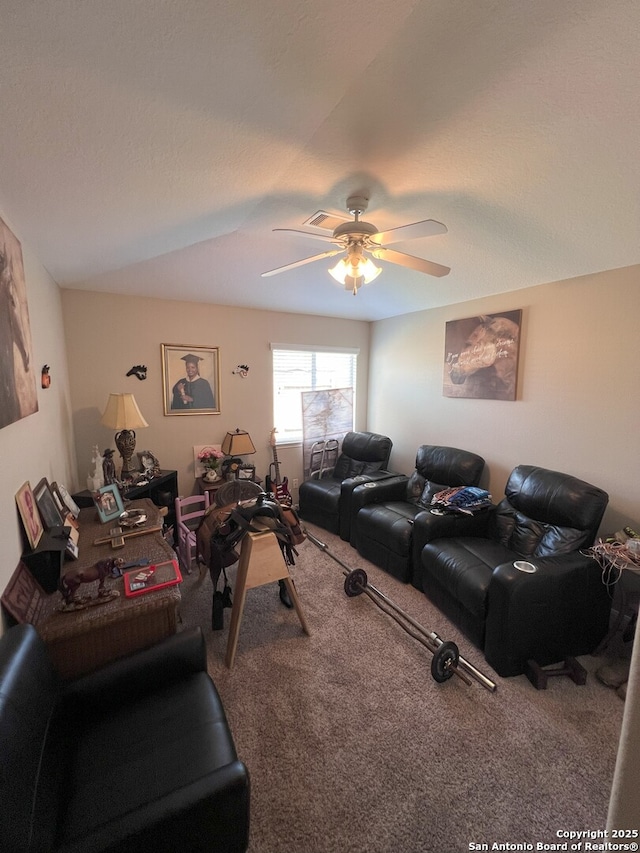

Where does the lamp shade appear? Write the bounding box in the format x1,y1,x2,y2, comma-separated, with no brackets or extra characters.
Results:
328,254,381,293
221,428,256,456
101,394,149,430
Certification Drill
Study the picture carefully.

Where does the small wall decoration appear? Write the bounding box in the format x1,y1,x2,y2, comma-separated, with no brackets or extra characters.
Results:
161,344,220,416
41,365,51,388
232,364,249,377
443,310,522,401
126,364,147,380
0,215,38,429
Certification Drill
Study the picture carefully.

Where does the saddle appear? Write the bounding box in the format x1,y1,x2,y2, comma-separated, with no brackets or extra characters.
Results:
195,494,305,630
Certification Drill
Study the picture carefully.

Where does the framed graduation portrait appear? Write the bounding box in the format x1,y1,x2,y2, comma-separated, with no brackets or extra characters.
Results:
161,344,221,416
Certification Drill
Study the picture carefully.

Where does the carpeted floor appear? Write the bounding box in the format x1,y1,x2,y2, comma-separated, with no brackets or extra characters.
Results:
177,523,628,853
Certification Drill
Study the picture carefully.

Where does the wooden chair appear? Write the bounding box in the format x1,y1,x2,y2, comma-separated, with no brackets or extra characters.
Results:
174,493,210,574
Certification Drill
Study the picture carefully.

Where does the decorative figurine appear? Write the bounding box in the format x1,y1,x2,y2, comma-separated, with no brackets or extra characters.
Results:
102,448,117,485
126,364,147,380
58,558,124,610
87,445,105,491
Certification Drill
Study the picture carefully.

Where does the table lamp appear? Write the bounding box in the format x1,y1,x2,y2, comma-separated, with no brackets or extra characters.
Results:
221,428,256,478
101,393,149,476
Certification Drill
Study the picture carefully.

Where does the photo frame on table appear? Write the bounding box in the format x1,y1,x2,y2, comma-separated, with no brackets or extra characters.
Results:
93,483,125,524
137,450,161,476
49,482,66,516
33,478,66,531
53,482,80,519
161,343,220,416
123,559,183,597
15,481,44,550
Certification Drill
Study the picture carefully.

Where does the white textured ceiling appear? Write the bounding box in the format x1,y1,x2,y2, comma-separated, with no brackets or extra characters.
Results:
0,0,638,322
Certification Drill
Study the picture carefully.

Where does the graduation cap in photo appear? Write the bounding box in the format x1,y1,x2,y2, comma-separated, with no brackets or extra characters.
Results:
182,353,203,364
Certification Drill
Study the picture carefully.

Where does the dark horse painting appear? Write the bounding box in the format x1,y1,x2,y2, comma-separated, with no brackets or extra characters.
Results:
0,216,37,430
443,310,522,401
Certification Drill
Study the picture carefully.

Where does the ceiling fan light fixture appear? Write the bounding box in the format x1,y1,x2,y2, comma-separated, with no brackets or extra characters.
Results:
328,255,381,292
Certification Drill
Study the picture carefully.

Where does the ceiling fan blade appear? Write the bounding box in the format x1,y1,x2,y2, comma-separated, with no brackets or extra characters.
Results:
370,246,451,277
261,249,342,277
372,218,448,245
273,228,338,244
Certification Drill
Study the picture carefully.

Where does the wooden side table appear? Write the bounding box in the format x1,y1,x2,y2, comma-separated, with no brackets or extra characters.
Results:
197,477,225,502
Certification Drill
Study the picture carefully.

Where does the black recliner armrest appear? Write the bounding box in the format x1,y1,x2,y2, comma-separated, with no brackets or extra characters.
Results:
338,470,400,541
61,627,207,711
484,553,611,676
59,760,251,853
347,475,408,545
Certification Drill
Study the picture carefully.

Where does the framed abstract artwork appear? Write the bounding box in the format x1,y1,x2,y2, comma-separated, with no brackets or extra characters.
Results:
443,310,522,401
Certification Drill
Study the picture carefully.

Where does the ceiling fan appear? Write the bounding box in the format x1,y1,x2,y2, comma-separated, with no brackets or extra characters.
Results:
261,195,450,295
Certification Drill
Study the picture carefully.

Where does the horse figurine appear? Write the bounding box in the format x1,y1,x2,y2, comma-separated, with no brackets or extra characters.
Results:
58,558,124,609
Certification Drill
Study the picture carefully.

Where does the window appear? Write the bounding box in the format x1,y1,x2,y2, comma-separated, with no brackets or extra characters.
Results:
271,344,358,444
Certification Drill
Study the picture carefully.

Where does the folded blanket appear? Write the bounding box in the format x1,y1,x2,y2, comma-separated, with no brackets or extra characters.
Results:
430,486,492,515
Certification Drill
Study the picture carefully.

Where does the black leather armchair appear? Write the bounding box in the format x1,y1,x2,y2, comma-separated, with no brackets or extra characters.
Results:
352,445,485,583
298,431,393,540
412,465,610,677
0,624,250,853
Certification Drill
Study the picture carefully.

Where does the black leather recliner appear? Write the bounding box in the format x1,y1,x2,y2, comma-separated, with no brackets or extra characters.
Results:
298,431,393,540
352,445,485,583
0,624,250,852
412,465,610,677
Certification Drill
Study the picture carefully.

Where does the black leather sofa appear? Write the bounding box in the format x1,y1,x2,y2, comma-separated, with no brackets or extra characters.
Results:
0,624,250,853
412,465,610,677
352,445,485,582
298,431,393,540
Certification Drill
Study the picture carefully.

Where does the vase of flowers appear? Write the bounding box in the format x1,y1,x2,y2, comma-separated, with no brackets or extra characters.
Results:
198,447,224,482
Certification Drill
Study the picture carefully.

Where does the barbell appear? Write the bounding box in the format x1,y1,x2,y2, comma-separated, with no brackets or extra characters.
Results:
306,530,497,693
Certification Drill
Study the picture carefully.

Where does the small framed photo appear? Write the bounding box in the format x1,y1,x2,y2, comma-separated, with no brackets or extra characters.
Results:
33,478,66,531
55,483,80,519
161,344,220,416
15,482,44,550
138,450,161,476
238,464,256,480
93,483,125,524
65,526,80,560
123,559,183,597
49,482,66,516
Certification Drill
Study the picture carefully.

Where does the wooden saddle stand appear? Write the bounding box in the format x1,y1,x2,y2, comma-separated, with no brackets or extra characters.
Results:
196,495,309,668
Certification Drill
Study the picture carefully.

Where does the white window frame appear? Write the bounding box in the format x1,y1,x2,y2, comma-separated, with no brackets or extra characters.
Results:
270,343,359,445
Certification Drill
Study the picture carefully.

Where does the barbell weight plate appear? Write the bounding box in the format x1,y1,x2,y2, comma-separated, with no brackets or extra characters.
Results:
344,568,368,597
431,640,460,683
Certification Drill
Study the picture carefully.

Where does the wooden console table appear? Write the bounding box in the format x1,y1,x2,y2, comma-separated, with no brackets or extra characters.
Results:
72,469,179,529
2,500,181,680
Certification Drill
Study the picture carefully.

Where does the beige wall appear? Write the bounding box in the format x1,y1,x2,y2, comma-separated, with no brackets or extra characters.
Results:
60,289,371,504
368,265,640,535
0,211,77,602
